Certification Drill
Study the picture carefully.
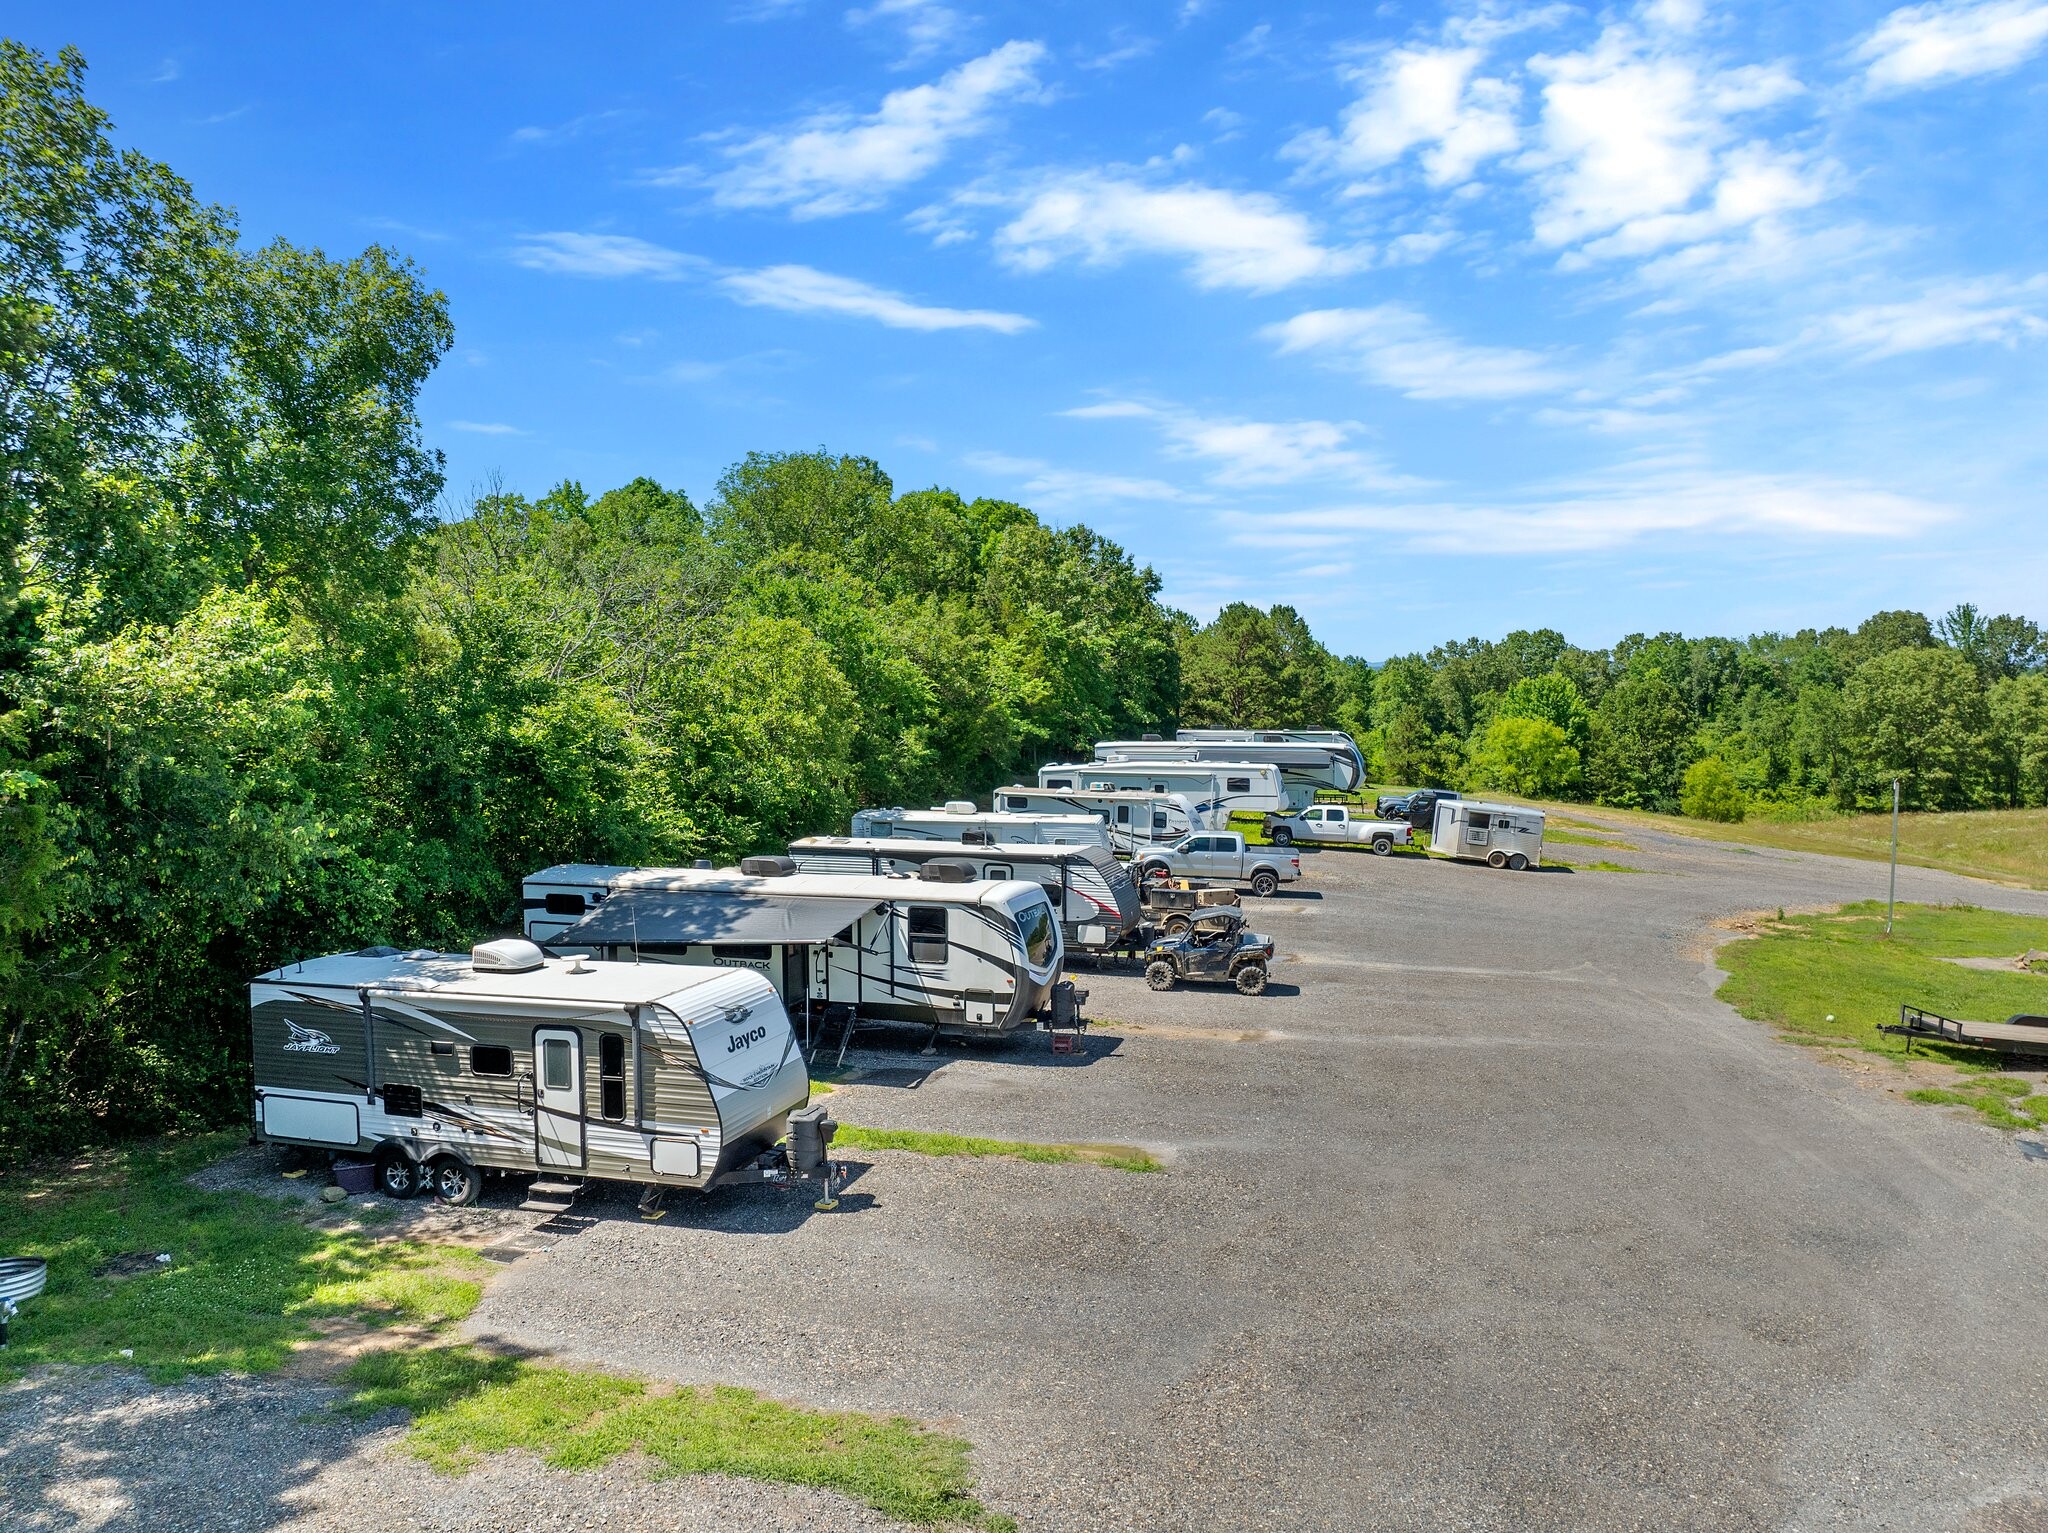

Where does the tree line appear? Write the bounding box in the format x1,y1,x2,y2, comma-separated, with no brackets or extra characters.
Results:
2,42,2041,1158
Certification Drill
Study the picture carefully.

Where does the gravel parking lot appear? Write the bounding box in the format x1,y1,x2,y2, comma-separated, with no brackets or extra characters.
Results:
10,823,2048,1532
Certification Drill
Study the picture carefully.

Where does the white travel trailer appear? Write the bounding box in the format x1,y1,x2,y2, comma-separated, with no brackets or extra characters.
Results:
524,861,1081,1039
991,785,1198,852
1035,759,1285,821
788,836,1144,954
850,802,1110,848
1430,800,1546,870
1094,737,1365,807
248,940,812,1201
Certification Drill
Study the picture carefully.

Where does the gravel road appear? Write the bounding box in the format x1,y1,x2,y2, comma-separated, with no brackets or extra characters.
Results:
8,823,2048,1531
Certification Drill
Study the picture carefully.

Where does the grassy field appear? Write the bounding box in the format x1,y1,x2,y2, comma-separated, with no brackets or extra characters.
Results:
0,1135,484,1380
1716,901,2048,1126
343,1346,1014,1528
1542,802,2048,889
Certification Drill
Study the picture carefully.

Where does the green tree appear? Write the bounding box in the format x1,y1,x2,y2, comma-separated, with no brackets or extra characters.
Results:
1680,757,1747,822
1587,671,1692,809
1494,672,1591,751
1839,646,1992,810
1463,716,1581,798
1988,674,2048,807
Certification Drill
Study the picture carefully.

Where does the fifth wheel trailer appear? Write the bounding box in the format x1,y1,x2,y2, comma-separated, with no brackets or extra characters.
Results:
1034,759,1285,820
991,785,1199,851
249,940,810,1199
787,836,1144,953
1093,737,1365,806
525,862,1079,1036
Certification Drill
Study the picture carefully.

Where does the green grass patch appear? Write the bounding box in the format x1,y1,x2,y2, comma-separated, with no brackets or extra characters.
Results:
1715,901,2048,1059
1546,827,1637,849
343,1345,1013,1529
0,1135,485,1380
833,1124,1159,1173
1570,859,1650,874
808,1078,836,1095
1903,1086,2042,1130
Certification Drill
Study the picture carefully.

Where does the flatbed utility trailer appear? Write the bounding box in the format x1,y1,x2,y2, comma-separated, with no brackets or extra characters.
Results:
1881,1004,2048,1059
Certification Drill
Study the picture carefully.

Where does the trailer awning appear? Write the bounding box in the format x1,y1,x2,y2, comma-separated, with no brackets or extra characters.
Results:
551,889,881,948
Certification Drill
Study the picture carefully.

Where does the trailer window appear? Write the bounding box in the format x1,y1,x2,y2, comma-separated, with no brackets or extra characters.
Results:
1045,778,1073,790
984,864,1012,880
542,1038,572,1091
1152,810,1167,830
1226,777,1251,793
1002,794,1027,811
1470,812,1491,830
599,1032,626,1121
1020,902,1056,967
1116,805,1132,824
1152,783,1167,793
907,906,948,964
543,892,587,915
470,1045,513,1078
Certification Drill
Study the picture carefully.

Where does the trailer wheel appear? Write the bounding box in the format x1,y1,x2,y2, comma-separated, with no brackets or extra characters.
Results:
428,1156,482,1207
1162,914,1192,937
1508,853,1529,872
1370,834,1393,856
1250,870,1279,898
1271,826,1293,846
1234,963,1268,996
1487,850,1509,869
1145,961,1177,992
374,1148,420,1199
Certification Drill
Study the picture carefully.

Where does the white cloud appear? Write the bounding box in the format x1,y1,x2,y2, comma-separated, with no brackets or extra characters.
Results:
720,265,1035,332
692,41,1046,217
1226,472,1949,556
848,0,966,64
1286,45,1521,188
1856,0,2048,90
1062,400,1415,488
1523,26,1823,263
1820,281,2048,356
993,173,1356,291
963,451,1196,506
447,421,523,436
510,109,630,147
511,232,702,278
1265,305,1569,400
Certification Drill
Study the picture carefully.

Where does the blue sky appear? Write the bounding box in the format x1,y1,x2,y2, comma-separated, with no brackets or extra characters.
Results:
18,0,2048,657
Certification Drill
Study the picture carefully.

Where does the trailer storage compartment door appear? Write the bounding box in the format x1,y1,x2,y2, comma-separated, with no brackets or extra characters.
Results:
261,1094,360,1146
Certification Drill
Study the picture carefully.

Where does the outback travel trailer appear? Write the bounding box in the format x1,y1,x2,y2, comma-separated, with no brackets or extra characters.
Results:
788,836,1144,954
524,862,1080,1038
850,802,1110,848
1430,800,1546,870
1035,759,1284,821
1094,737,1365,806
249,940,812,1201
992,785,1198,851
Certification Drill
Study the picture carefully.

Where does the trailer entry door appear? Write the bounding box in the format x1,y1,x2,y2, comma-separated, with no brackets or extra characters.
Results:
533,1026,585,1169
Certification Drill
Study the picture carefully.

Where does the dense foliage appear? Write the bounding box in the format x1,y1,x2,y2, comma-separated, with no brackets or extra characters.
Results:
1,45,2041,1159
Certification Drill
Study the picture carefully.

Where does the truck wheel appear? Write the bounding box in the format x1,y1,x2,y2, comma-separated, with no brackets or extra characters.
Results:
374,1148,420,1199
1271,826,1293,846
1234,963,1268,996
1162,914,1192,937
428,1156,482,1207
1250,870,1279,898
1508,853,1529,872
1142,862,1171,884
1488,850,1509,869
1145,961,1177,992
1371,835,1393,856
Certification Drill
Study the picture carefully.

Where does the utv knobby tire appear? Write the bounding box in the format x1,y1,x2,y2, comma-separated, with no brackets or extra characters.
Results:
1250,871,1280,898
1145,961,1177,992
429,1156,482,1207
374,1149,420,1199
1234,964,1269,996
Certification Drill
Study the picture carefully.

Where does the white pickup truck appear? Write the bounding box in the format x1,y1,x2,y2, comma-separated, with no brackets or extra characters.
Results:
1133,832,1301,897
1261,805,1413,855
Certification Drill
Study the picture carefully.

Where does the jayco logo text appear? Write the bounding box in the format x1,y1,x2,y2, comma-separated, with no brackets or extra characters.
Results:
725,1025,769,1054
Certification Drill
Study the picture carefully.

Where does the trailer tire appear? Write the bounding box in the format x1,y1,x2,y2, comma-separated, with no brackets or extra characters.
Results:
1370,834,1393,856
1234,963,1268,996
427,1156,482,1207
374,1147,420,1199
1508,853,1529,872
1487,850,1509,869
1145,961,1177,992
1271,826,1293,846
1162,914,1192,937
1250,870,1280,898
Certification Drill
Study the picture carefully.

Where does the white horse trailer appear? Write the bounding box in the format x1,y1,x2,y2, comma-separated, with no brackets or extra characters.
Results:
1035,759,1284,821
1094,737,1364,807
525,861,1081,1039
991,785,1198,851
249,941,811,1200
1430,800,1546,870
850,803,1110,847
788,836,1144,954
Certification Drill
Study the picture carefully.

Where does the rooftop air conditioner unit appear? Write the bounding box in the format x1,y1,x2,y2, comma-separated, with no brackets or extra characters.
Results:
472,938,546,974
942,800,977,814
921,860,976,883
739,856,797,878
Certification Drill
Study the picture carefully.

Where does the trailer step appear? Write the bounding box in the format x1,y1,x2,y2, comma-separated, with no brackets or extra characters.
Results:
520,1177,586,1213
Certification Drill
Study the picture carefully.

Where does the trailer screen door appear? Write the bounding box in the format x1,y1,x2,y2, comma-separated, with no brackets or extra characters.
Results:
533,1026,584,1169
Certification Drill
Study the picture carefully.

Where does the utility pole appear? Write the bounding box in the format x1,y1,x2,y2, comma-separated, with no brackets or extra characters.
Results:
1886,777,1900,937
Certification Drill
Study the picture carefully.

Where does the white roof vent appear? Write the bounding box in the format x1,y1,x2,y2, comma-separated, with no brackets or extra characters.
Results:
942,800,977,814
472,937,547,974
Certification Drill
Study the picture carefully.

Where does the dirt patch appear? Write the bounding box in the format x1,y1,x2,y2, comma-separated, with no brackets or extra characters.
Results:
1108,1020,1277,1043
92,1251,173,1280
1681,905,1837,964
